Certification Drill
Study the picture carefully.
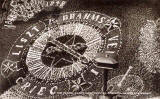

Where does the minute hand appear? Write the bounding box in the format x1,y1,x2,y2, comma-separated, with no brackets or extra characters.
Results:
49,39,84,60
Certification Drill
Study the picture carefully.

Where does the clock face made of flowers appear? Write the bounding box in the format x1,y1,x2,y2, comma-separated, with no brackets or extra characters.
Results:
1,11,121,98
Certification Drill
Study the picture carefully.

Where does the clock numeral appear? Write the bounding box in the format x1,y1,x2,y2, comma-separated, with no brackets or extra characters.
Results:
31,66,44,77
28,62,43,71
73,24,84,35
35,67,50,79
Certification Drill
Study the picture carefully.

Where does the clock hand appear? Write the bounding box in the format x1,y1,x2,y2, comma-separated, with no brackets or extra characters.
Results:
48,39,85,61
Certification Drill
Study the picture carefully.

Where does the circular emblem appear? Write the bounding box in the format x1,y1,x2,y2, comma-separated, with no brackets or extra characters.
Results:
1,11,122,98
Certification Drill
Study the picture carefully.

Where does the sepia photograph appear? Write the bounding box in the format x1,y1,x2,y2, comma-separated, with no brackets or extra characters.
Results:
0,0,160,99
